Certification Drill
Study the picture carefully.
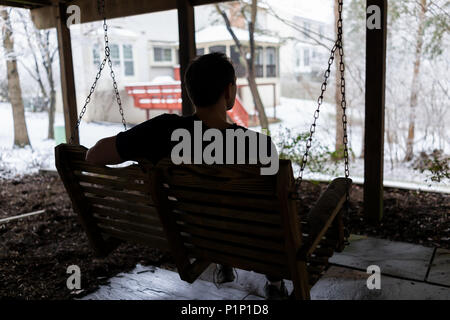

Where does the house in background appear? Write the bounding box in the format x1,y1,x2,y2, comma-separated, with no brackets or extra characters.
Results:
292,15,332,80
55,6,280,126
61,11,181,125
55,3,328,125
261,2,333,99
195,25,281,119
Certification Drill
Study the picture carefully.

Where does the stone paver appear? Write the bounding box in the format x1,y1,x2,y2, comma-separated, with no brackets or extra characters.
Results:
82,263,450,300
311,266,450,300
82,264,261,300
427,248,450,287
329,235,434,281
198,264,293,298
82,236,450,300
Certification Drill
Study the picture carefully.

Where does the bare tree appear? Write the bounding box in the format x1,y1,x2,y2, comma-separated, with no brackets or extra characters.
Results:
264,0,348,154
1,7,30,147
404,0,428,161
36,29,57,139
262,2,335,50
215,1,269,130
17,10,58,139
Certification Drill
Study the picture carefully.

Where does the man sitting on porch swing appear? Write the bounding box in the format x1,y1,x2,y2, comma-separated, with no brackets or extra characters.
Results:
85,52,288,299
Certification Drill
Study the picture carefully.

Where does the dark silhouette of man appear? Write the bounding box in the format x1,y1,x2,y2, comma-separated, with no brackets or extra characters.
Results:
86,52,287,299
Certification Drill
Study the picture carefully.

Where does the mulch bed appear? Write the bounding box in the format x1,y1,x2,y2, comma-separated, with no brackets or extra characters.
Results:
0,173,448,299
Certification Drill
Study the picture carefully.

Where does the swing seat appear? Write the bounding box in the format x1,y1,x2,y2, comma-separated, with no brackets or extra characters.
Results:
55,143,351,299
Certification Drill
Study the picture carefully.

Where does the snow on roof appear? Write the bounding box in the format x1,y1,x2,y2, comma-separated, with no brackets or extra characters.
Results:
126,76,180,87
196,25,280,45
149,76,180,85
86,26,140,39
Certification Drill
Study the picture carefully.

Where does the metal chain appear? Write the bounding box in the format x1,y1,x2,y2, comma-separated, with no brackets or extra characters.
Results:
101,0,127,131
336,0,350,217
294,43,338,187
337,0,351,239
294,0,350,231
69,0,126,144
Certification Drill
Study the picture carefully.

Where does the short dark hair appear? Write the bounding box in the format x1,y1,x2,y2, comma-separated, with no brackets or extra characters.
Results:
184,52,236,108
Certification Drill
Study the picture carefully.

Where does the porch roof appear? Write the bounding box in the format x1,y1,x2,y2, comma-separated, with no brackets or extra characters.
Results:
0,0,231,29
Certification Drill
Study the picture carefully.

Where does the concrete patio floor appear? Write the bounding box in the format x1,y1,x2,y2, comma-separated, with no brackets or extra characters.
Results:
82,235,450,300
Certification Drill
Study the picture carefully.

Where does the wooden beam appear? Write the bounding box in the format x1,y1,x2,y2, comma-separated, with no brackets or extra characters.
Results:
31,0,233,29
364,0,387,222
30,4,56,29
56,2,79,144
177,0,196,116
0,0,51,9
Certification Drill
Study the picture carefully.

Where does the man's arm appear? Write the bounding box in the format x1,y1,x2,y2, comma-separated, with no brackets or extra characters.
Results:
85,135,124,165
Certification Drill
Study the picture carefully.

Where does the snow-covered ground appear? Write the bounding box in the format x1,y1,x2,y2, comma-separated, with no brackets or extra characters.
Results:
0,102,125,179
265,98,449,193
0,100,448,193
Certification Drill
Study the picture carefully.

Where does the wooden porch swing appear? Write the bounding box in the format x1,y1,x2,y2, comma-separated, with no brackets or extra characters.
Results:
55,0,352,299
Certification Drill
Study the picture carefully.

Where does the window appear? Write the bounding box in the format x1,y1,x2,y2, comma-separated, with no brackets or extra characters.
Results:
110,44,120,66
303,48,310,67
295,46,301,67
266,47,276,77
92,44,101,66
255,47,264,77
197,48,205,56
230,45,246,78
303,22,311,39
208,45,226,54
154,47,172,62
93,43,134,76
123,44,134,76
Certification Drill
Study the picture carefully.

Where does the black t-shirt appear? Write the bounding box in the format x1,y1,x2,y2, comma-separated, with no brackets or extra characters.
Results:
115,113,274,166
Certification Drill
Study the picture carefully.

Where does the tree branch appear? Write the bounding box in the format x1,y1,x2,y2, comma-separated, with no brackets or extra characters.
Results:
215,4,247,60
262,1,335,49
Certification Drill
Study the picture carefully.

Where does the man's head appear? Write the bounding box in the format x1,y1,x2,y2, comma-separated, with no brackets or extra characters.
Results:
184,52,237,110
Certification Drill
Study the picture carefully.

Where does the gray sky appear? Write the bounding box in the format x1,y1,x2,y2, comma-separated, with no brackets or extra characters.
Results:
265,0,334,23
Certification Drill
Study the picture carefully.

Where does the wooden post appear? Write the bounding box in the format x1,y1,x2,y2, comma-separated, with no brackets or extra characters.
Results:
177,0,196,116
364,0,387,222
56,2,79,144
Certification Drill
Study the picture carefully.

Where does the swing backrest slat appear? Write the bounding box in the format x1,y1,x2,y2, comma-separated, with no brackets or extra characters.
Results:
55,143,349,300
55,144,169,253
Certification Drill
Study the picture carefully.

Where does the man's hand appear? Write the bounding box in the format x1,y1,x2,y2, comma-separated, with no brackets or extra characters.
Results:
85,136,124,165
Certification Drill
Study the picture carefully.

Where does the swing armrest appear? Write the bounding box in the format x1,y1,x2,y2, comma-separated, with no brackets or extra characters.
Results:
298,178,351,259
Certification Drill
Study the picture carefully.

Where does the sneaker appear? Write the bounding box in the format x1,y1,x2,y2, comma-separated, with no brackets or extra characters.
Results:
264,281,289,300
215,265,235,284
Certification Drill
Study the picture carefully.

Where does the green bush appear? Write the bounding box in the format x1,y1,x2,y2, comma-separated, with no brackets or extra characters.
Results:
413,149,450,183
275,127,351,176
